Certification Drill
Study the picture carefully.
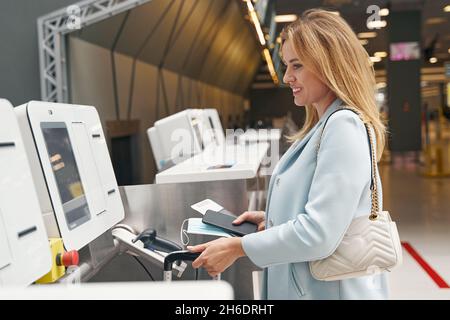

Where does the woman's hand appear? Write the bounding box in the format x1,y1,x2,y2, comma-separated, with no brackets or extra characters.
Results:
232,211,266,231
188,237,246,277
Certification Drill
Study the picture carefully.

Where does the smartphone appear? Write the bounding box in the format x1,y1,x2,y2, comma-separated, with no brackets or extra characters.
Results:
202,210,257,236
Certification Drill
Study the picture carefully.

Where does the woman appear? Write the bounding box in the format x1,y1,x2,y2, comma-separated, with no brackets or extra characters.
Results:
188,9,388,299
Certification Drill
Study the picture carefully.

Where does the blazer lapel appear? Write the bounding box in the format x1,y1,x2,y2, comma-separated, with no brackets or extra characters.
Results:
263,128,316,216
264,99,343,215
275,100,342,173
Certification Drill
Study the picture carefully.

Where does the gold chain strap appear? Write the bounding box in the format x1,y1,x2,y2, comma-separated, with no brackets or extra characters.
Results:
316,107,380,221
365,122,379,220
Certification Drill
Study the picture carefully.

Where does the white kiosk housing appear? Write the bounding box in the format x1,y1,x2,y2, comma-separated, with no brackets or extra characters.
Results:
148,109,221,171
147,127,165,171
15,101,124,251
153,109,203,161
148,109,269,184
0,99,51,286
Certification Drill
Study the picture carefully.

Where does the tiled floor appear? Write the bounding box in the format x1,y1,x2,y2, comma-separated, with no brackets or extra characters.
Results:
380,160,450,299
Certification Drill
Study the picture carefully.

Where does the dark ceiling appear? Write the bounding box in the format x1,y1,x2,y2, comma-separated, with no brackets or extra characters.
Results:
68,0,449,90
70,0,261,95
274,0,450,68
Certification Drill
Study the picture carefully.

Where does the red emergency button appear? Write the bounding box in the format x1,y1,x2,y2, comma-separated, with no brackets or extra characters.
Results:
56,250,79,266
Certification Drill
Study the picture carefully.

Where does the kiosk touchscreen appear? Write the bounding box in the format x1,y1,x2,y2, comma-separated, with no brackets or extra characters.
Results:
203,109,225,146
15,101,124,251
0,99,51,286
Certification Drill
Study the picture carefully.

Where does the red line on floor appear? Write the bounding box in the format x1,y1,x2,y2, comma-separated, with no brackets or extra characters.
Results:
401,241,450,289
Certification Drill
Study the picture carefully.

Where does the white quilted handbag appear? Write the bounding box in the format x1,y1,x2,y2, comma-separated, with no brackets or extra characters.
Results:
309,108,403,281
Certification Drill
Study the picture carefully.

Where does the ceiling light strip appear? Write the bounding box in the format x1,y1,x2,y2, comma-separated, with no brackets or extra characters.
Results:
358,32,377,39
246,0,266,46
245,0,280,85
263,48,279,84
275,14,297,23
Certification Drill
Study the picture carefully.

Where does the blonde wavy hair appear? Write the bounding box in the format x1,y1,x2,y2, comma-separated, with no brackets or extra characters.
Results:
281,9,386,159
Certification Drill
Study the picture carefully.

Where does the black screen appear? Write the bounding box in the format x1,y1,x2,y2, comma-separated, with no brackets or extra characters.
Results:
191,119,204,150
41,122,91,230
208,116,219,146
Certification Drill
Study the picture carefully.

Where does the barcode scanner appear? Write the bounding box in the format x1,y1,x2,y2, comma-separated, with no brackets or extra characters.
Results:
132,228,182,253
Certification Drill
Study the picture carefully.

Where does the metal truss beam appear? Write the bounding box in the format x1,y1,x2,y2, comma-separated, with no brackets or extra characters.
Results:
37,0,151,102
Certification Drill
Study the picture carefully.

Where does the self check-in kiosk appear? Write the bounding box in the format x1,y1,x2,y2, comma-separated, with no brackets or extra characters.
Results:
0,99,51,286
148,109,269,184
15,101,124,251
148,109,227,172
14,101,189,283
153,109,203,162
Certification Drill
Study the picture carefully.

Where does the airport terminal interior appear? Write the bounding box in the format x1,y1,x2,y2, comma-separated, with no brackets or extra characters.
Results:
1,0,450,300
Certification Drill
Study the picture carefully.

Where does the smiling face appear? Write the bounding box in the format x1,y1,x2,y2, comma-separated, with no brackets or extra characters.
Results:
281,39,332,107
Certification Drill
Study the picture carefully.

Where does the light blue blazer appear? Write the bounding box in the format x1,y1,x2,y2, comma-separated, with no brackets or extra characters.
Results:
242,98,389,300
